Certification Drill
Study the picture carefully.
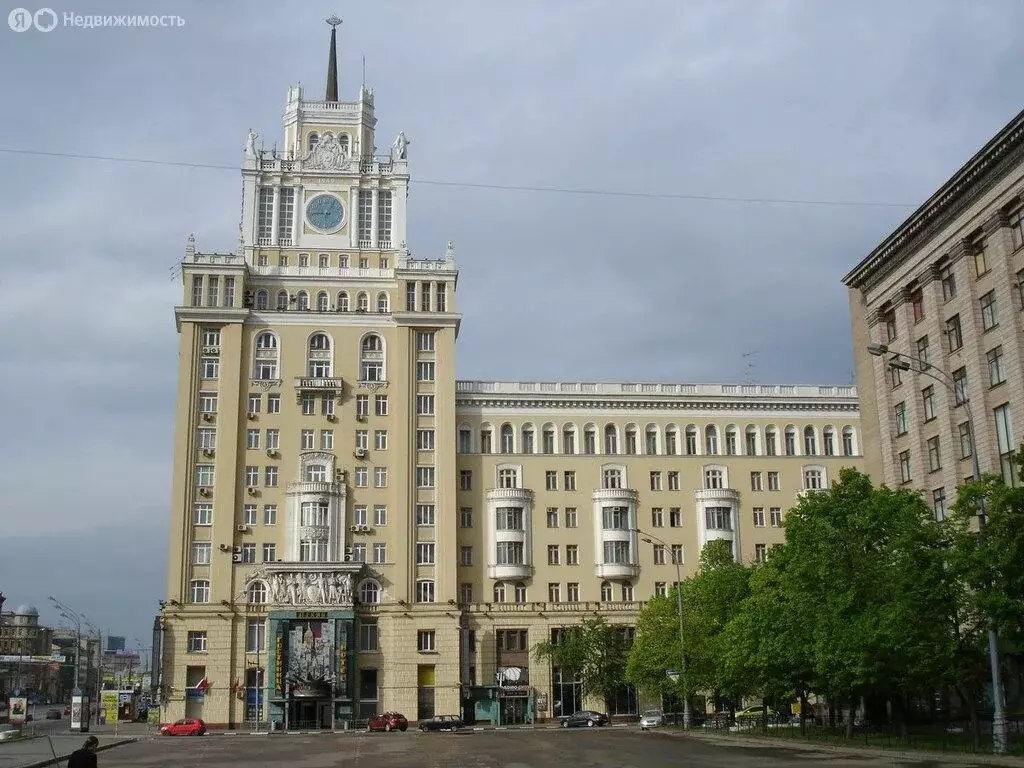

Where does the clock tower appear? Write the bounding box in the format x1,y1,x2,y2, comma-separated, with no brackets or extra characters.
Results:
166,17,461,731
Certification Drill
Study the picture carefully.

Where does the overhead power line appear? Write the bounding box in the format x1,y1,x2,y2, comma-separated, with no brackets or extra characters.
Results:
0,146,915,209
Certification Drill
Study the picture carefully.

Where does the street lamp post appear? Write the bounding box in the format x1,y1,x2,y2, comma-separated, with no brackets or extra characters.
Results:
48,597,81,696
633,527,691,729
82,619,102,726
867,343,1008,754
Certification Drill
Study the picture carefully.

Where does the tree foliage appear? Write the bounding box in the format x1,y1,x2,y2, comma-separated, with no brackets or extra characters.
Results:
533,616,630,710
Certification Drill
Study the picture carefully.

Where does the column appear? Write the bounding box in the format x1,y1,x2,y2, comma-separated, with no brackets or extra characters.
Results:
370,188,379,249
270,185,281,245
291,186,302,246
349,188,359,248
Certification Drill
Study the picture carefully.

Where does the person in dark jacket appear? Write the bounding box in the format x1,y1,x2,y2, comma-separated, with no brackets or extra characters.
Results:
67,736,99,768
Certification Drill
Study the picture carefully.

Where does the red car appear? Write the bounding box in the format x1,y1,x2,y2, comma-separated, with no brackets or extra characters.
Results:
159,718,207,736
367,712,408,732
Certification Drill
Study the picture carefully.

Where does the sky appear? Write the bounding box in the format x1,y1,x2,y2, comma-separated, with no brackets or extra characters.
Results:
0,0,1022,645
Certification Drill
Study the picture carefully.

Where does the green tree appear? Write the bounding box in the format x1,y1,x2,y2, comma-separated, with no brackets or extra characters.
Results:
533,616,630,713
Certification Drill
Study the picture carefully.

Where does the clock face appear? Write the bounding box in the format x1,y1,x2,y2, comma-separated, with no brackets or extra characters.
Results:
306,194,345,232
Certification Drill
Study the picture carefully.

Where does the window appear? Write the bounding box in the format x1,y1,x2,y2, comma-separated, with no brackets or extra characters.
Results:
622,582,634,601
583,426,596,454
600,582,613,601
458,427,472,453
769,507,782,527
602,468,622,489
373,505,387,526
651,507,664,527
547,547,560,569
264,467,278,486
262,543,276,562
922,387,936,421
195,465,214,487
784,427,797,456
354,467,368,487
498,468,519,488
496,507,524,531
767,472,779,491
910,290,924,323
416,543,435,565
246,619,265,652
192,541,211,565
1018,268,1024,309
301,429,314,450
417,630,436,652
604,425,618,455
952,367,968,406
263,504,277,525
566,544,579,565
460,470,472,490
565,508,578,527
545,471,558,491
725,427,738,455
988,347,1005,386
187,631,207,653
359,580,381,604
884,310,897,341
899,450,911,483
684,426,698,455
704,468,724,489
957,421,973,459
803,426,817,455
542,427,555,454
669,508,682,527
564,471,576,490
653,544,666,564
375,395,388,416
193,503,212,526
416,466,435,488
803,468,823,489
458,546,472,566
894,402,908,435
243,505,258,525
752,508,765,527
359,334,385,381
415,504,434,526
667,471,679,490
416,361,434,382
189,579,210,603
926,436,941,471
994,404,1018,487
267,394,280,413
654,582,667,598
246,429,260,449
932,487,947,520
374,467,388,487
496,541,525,565
755,544,768,563
546,507,559,528
459,584,473,604
200,357,219,380
940,263,957,300
980,291,998,331
459,507,473,528
241,543,256,563
198,392,218,414
416,331,435,352
917,336,931,370
890,363,902,389
650,471,662,491
945,315,963,352
704,508,731,530
359,621,379,653
973,241,989,276
373,543,386,563
301,394,316,415
602,506,630,530
562,427,576,454
603,540,632,564
704,425,718,455
355,395,369,417
416,395,434,415
500,424,515,453
1011,208,1024,250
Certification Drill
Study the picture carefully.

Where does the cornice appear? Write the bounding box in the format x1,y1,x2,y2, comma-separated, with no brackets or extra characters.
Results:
244,311,394,327
455,396,859,413
174,306,250,332
842,109,1024,291
391,312,462,329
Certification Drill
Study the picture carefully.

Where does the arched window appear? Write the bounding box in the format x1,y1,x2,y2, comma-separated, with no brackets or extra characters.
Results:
803,426,817,456
624,425,638,455
359,334,385,382
685,425,698,455
493,582,506,603
645,425,659,455
665,426,679,456
622,582,634,602
583,424,597,455
307,133,319,151
376,292,389,313
745,425,759,456
521,424,535,454
604,425,618,455
513,583,527,603
338,134,350,154
275,290,288,310
252,332,279,380
336,291,349,312
823,426,836,456
765,426,779,456
784,426,797,456
307,332,332,378
562,425,577,455
356,292,369,312
600,581,613,602
500,424,515,454
358,579,380,604
480,424,493,454
541,424,556,454
247,581,267,604
254,290,268,310
458,426,473,454
842,426,856,456
703,466,725,489
295,291,309,311
725,425,738,455
299,253,309,267
316,291,329,312
705,425,719,455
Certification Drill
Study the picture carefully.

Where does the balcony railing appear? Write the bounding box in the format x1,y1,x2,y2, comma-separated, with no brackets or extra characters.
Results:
294,377,344,390
463,600,644,614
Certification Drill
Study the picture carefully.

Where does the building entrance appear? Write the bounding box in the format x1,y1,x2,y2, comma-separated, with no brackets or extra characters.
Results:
287,699,331,730
500,695,527,725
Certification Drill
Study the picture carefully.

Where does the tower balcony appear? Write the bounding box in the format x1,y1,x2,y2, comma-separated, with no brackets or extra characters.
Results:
694,488,741,503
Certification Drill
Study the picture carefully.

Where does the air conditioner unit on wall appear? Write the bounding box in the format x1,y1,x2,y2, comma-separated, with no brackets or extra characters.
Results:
232,554,243,563
247,487,258,495
202,413,214,422
199,487,212,497
237,524,249,533
247,412,258,421
354,448,367,459
349,525,360,532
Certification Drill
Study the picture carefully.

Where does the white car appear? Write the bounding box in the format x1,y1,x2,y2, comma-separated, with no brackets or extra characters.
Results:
639,710,665,730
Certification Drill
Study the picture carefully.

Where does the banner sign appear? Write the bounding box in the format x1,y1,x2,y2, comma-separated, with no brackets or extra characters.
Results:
0,654,66,664
8,697,27,724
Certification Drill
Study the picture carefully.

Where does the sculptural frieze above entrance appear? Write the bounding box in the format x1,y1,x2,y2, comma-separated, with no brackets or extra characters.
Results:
241,562,363,610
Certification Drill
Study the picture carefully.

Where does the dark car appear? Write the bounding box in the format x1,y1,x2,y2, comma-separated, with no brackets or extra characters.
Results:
367,712,408,732
45,709,62,720
560,710,609,728
418,714,462,732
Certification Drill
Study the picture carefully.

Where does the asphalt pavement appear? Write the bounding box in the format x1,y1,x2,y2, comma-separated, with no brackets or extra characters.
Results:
89,728,1017,768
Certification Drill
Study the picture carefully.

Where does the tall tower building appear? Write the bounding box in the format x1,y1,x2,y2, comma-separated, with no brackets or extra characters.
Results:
163,19,461,729
161,21,865,731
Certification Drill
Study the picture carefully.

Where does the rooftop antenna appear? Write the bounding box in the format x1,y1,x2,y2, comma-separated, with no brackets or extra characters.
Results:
742,351,759,384
361,54,366,88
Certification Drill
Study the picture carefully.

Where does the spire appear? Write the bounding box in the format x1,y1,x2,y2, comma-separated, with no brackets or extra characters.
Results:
325,15,342,102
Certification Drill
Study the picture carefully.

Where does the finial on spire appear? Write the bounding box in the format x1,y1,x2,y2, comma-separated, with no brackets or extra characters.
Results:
325,15,342,102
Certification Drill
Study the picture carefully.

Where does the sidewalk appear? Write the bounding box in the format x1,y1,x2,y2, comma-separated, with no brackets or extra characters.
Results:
665,728,1024,766
0,733,136,768
201,721,632,736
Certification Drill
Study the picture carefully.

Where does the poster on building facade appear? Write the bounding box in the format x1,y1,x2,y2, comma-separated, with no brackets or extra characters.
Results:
286,620,334,697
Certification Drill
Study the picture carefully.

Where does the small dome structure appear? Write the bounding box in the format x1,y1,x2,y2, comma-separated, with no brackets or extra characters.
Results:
13,605,39,616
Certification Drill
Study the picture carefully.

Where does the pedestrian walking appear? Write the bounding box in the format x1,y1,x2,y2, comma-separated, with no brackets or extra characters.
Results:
67,735,99,768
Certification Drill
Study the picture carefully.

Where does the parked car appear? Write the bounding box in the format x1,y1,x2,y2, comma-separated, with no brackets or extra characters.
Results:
0,725,19,741
63,706,71,716
639,709,665,730
418,714,462,732
367,712,408,732
159,718,207,736
45,709,62,720
560,710,609,728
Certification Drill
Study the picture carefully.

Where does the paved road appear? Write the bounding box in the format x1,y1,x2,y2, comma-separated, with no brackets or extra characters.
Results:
94,729,1009,768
